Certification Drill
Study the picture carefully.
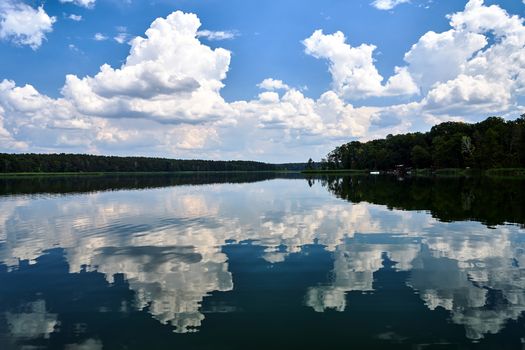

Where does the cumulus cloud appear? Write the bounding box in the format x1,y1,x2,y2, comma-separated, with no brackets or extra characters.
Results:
61,11,234,125
0,1,56,50
422,74,510,114
410,0,525,116
371,0,410,10
67,14,82,21
0,79,97,152
303,29,419,99
0,112,27,150
59,0,96,9
196,30,238,41
257,78,290,91
403,30,487,90
232,88,378,142
303,0,525,122
114,26,129,44
93,33,108,41
114,33,128,44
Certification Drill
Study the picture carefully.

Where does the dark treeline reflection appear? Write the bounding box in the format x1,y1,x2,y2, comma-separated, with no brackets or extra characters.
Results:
310,175,525,227
0,172,303,196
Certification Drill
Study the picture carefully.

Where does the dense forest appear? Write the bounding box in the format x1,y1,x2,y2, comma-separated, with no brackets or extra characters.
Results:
0,153,278,173
319,115,525,170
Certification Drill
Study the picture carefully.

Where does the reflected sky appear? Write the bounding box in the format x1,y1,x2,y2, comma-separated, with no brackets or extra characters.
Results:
0,176,524,349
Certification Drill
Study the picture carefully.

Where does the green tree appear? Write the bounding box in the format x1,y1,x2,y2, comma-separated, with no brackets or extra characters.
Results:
306,158,315,170
320,115,525,170
411,145,431,169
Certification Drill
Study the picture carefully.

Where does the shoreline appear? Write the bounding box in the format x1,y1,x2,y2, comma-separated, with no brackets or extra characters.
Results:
1,168,524,178
301,168,525,178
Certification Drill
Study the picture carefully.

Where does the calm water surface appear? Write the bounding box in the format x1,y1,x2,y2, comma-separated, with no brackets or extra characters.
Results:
0,174,524,349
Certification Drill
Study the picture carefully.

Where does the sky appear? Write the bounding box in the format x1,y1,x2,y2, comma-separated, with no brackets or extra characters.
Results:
0,0,524,162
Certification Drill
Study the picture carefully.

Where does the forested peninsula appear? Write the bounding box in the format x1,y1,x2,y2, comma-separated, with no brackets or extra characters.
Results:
316,116,525,171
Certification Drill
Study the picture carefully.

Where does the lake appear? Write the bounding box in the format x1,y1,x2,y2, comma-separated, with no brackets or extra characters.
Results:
0,174,524,349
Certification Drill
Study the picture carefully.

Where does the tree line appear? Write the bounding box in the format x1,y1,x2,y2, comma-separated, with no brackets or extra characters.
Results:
0,153,278,173
319,115,525,170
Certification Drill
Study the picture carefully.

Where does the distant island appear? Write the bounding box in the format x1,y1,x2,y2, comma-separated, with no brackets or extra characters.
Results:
306,115,525,174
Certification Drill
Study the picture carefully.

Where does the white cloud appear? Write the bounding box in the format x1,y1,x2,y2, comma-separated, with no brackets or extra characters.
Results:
196,30,238,41
303,30,419,99
410,0,525,116
62,11,233,125
114,26,129,44
59,0,96,9
448,0,524,37
93,33,108,41
403,30,487,90
0,109,27,150
371,0,410,10
422,74,511,114
68,43,80,52
384,66,419,96
114,33,128,44
257,78,290,91
304,0,524,121
67,14,82,21
233,88,378,140
0,2,56,50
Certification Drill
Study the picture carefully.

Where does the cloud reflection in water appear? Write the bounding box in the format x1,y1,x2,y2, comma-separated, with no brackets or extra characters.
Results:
0,176,524,343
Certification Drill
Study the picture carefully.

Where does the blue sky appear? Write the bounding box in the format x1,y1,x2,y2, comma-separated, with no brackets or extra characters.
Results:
0,0,524,162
